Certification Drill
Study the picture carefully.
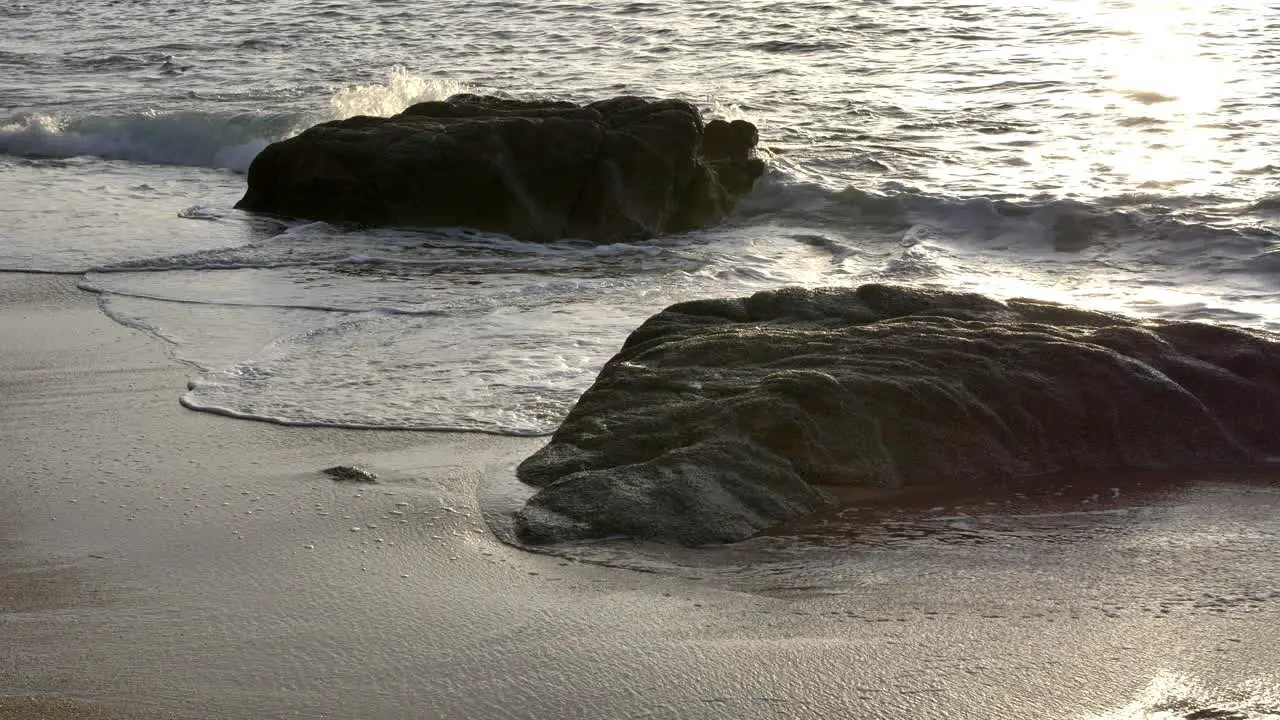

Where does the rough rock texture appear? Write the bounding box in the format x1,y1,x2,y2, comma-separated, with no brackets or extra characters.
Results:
235,94,765,243
322,465,377,483
516,284,1280,545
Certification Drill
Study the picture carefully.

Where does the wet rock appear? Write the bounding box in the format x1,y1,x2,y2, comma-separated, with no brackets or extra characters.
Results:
235,94,765,243
515,284,1280,545
322,465,377,483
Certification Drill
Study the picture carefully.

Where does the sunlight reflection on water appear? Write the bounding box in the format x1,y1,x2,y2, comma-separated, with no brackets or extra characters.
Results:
1085,671,1280,720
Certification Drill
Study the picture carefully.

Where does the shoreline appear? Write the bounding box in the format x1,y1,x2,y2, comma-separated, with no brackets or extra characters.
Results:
2,272,1277,719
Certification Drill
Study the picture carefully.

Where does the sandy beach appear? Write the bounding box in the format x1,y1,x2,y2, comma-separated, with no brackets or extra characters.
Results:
2,272,1277,719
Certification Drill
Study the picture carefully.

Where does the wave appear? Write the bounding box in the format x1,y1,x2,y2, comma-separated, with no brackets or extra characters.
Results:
0,110,300,172
0,67,468,172
740,172,1279,259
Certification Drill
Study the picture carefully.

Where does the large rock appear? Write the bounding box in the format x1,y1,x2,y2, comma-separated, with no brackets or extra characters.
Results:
235,94,765,243
516,284,1280,545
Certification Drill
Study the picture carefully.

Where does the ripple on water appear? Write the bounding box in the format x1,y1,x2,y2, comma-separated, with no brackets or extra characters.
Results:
2,0,1275,205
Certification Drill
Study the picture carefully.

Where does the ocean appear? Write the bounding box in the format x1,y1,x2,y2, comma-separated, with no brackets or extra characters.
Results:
2,0,1277,436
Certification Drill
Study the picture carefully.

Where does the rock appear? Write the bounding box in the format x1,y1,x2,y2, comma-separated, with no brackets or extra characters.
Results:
322,465,377,483
235,94,765,243
515,284,1280,545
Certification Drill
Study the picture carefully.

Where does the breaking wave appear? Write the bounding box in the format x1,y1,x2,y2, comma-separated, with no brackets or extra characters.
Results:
0,67,468,172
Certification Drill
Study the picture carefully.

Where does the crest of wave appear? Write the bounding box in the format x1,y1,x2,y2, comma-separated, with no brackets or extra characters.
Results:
328,66,470,119
0,110,283,172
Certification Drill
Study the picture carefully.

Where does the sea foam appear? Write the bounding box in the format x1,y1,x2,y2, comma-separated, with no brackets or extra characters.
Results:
0,67,467,172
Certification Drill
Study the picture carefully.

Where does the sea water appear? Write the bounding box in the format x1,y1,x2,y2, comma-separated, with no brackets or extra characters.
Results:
2,0,1277,435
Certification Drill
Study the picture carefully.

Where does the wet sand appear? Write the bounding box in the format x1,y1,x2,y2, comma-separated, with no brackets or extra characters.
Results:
1,273,1277,719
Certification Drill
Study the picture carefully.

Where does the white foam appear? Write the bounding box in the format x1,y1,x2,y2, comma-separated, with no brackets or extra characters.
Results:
0,67,466,171
328,65,469,119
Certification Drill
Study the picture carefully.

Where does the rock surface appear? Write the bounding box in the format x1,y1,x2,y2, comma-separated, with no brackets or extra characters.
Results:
235,94,765,243
322,465,378,483
515,284,1280,545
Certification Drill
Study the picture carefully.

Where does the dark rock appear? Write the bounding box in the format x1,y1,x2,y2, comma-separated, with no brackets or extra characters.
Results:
515,284,1280,545
322,465,378,483
235,95,765,243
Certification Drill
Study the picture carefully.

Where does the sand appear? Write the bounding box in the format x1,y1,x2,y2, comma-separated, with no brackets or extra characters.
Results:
1,272,1277,719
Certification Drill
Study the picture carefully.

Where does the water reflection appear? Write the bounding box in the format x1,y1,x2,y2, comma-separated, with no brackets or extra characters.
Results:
1086,671,1280,720
958,0,1274,198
